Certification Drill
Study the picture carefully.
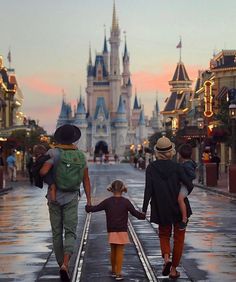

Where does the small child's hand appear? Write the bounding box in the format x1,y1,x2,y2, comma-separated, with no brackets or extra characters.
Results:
85,205,91,213
139,211,146,219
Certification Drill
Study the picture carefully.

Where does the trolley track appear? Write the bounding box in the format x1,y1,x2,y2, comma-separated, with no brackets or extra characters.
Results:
71,197,159,282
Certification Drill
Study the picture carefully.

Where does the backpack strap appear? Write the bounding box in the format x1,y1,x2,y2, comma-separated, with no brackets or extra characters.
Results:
55,144,77,150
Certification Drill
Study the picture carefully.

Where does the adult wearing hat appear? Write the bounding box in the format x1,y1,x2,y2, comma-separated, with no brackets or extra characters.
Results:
142,136,193,279
40,124,91,281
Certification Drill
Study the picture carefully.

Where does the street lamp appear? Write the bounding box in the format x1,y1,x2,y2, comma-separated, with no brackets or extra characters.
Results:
228,101,236,193
197,117,204,184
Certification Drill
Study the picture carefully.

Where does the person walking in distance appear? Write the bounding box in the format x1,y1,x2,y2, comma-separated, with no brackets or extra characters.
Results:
40,124,91,282
177,144,197,230
142,137,194,279
26,149,34,185
6,150,17,182
86,179,145,280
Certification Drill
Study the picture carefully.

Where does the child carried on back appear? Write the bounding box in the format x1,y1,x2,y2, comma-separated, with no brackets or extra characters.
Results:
178,144,197,230
32,144,57,202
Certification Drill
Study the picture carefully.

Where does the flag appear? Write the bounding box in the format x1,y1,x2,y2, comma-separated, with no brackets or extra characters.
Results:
176,40,182,49
7,50,11,63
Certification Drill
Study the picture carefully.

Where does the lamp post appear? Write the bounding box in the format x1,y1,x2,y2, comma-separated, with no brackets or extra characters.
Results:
228,102,236,193
197,117,204,184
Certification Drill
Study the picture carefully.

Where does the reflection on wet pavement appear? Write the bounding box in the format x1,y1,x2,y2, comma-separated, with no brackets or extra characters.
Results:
1,164,236,281
124,165,236,282
0,184,52,281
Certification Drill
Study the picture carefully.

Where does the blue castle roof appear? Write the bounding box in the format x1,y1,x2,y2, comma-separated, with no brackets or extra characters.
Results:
93,55,108,78
133,95,139,109
117,95,126,114
139,109,145,125
94,97,108,119
77,95,86,114
103,35,108,53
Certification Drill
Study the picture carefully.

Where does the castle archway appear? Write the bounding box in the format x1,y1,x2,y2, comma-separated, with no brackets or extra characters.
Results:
94,140,108,156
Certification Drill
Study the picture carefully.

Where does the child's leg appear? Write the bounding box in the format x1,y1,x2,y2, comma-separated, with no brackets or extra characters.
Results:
49,184,57,202
178,193,187,223
115,244,124,275
110,244,116,273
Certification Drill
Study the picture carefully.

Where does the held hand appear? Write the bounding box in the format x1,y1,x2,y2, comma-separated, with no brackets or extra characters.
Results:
85,205,91,213
86,199,92,206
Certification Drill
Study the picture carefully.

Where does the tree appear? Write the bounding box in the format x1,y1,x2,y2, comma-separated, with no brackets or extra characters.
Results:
9,125,46,172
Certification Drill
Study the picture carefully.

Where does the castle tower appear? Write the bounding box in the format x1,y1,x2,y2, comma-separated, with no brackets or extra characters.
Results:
86,44,94,115
74,94,88,151
131,89,141,127
103,34,109,72
109,1,121,116
121,36,132,124
151,95,163,132
115,95,128,155
57,96,72,128
138,108,146,143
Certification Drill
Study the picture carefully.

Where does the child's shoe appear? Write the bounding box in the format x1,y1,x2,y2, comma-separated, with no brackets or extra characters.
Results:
110,271,116,278
116,274,124,280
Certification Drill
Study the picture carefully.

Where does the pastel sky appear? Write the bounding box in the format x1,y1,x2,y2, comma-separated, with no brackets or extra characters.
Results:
1,0,236,134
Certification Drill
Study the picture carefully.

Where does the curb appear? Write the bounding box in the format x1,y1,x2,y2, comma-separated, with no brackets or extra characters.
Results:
0,187,13,195
194,183,236,200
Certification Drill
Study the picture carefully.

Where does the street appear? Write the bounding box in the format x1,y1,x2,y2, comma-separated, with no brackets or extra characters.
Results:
0,163,236,281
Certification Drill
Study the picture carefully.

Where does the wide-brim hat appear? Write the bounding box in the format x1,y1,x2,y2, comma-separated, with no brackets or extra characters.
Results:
154,136,175,153
54,124,81,145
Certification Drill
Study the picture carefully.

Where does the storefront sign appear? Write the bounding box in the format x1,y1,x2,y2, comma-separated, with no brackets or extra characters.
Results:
204,80,213,117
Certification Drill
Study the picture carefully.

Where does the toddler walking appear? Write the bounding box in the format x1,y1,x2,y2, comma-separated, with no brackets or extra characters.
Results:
85,179,145,280
178,144,197,230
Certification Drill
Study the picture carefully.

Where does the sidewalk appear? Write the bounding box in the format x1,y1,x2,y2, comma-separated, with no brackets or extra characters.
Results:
194,171,236,200
0,173,29,195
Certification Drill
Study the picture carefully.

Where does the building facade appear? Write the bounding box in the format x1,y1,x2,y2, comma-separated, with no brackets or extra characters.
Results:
0,55,25,136
161,59,193,132
57,3,162,155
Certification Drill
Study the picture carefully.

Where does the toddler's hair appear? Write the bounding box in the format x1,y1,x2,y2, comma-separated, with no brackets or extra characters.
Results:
178,143,192,159
33,144,47,158
107,179,127,193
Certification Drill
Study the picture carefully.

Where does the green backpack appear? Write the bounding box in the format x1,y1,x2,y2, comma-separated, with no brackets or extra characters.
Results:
55,148,86,192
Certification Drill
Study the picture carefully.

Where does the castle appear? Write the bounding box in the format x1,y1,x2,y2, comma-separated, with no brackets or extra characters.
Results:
57,3,162,156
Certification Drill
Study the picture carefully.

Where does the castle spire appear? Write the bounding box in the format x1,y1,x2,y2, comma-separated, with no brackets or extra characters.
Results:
155,91,160,113
112,0,119,31
123,31,128,61
133,89,139,110
103,34,108,54
88,43,92,65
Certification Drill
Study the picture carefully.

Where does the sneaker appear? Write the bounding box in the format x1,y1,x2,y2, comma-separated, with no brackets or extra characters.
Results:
179,220,188,230
116,275,124,280
110,271,116,278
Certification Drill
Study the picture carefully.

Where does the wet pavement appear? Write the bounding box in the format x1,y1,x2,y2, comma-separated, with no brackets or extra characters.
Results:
0,164,236,281
0,181,52,281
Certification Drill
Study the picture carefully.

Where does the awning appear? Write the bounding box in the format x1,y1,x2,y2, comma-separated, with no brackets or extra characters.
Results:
217,86,228,100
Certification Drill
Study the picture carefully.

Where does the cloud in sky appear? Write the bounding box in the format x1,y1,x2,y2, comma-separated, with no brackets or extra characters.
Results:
20,76,62,96
24,104,60,134
132,64,200,93
19,63,202,134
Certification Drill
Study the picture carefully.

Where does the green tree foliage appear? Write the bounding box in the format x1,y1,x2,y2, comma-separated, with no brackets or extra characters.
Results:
213,99,231,144
10,125,46,151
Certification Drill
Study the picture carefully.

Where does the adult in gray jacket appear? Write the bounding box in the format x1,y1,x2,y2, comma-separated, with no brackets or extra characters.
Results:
142,136,193,279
